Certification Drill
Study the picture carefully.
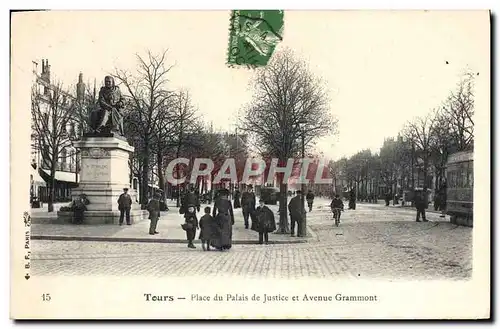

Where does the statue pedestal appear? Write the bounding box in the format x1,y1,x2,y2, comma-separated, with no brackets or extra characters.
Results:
57,135,148,224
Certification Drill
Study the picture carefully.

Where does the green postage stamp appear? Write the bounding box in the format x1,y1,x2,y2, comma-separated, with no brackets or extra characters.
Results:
227,10,284,68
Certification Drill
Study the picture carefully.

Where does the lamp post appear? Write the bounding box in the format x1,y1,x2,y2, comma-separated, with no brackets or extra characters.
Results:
298,120,307,237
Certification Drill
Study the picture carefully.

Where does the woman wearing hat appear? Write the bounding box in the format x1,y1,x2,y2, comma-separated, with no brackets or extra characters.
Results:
211,188,235,251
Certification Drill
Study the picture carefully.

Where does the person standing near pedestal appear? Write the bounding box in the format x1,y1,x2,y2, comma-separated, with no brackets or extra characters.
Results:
117,188,132,225
288,190,304,237
147,193,161,235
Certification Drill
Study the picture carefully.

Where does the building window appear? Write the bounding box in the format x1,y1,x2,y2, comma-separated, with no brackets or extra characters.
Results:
467,162,474,187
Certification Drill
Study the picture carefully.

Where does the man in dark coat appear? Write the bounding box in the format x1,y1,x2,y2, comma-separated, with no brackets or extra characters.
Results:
348,190,356,210
181,185,200,215
233,189,241,209
147,193,161,235
71,194,89,224
255,199,277,244
385,191,391,207
330,194,344,221
306,190,315,212
117,187,133,225
288,190,305,237
240,186,256,229
414,188,429,222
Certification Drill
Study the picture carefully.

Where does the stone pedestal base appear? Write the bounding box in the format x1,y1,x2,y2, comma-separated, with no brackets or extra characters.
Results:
56,210,147,225
56,135,147,225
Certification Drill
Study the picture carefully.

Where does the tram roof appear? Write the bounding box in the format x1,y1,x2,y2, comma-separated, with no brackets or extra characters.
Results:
447,150,473,164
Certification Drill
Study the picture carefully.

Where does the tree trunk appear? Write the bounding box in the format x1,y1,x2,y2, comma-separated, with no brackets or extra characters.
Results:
277,182,290,234
423,160,429,189
141,155,149,205
48,174,55,212
157,150,164,198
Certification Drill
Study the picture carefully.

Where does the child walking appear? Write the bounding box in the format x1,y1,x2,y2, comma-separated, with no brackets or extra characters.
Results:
182,204,198,249
198,206,214,251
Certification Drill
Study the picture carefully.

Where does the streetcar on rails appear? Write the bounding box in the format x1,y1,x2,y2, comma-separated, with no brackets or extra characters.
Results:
446,149,473,227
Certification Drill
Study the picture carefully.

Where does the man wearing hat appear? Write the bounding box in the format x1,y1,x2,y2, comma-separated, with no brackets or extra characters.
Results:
288,190,305,237
147,192,162,235
117,187,133,225
240,185,256,229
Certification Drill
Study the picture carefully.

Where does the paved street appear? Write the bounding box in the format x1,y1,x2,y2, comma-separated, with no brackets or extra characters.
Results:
30,199,472,280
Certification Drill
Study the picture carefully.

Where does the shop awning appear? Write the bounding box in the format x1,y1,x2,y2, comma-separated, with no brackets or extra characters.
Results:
41,169,78,184
30,168,46,186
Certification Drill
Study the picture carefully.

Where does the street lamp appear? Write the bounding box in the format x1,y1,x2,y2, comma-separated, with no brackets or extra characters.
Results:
297,119,307,237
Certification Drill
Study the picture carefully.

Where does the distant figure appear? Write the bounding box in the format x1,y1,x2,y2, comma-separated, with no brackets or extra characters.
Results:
147,193,161,235
71,194,89,224
306,190,315,212
288,190,305,237
414,189,429,222
233,189,241,209
240,186,256,229
198,206,215,251
255,199,276,245
385,192,391,207
117,187,132,225
348,190,356,210
181,185,200,215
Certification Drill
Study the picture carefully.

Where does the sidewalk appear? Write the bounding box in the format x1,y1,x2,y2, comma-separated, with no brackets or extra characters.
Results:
30,201,316,245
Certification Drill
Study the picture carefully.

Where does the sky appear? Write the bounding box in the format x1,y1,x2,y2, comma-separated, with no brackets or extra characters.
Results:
12,10,489,161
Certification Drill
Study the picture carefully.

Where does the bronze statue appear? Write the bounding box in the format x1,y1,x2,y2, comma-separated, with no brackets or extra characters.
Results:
90,76,125,135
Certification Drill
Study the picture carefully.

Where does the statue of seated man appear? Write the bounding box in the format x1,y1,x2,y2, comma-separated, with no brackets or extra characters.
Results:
90,75,125,135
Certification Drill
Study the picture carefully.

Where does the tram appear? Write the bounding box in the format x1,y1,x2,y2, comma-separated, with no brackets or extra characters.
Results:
445,150,473,227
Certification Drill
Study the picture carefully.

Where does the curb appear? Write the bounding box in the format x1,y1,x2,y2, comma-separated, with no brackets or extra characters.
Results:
31,235,310,245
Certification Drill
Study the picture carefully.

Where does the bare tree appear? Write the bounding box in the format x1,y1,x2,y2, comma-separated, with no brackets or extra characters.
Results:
31,82,76,212
403,113,438,189
169,89,201,206
114,50,174,205
240,48,337,234
441,70,475,151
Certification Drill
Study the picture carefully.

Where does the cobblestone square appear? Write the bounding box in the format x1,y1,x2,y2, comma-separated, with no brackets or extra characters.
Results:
31,201,472,280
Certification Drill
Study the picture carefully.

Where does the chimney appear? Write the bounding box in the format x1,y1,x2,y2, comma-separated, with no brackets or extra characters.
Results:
76,72,85,102
40,59,50,83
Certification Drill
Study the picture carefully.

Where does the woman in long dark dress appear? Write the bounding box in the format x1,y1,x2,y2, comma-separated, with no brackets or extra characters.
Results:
211,189,235,251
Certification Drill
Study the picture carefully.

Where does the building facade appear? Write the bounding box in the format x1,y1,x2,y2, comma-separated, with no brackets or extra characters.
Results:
30,59,86,205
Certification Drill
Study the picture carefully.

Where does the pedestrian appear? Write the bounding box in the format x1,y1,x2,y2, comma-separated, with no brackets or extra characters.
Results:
181,185,201,214
198,206,214,251
71,194,89,224
182,204,198,249
414,188,429,222
147,192,161,235
306,190,315,212
348,190,356,210
255,199,276,244
385,191,391,207
211,188,235,251
117,187,133,225
440,181,447,218
240,186,256,229
233,189,241,209
288,190,305,237
330,194,344,221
